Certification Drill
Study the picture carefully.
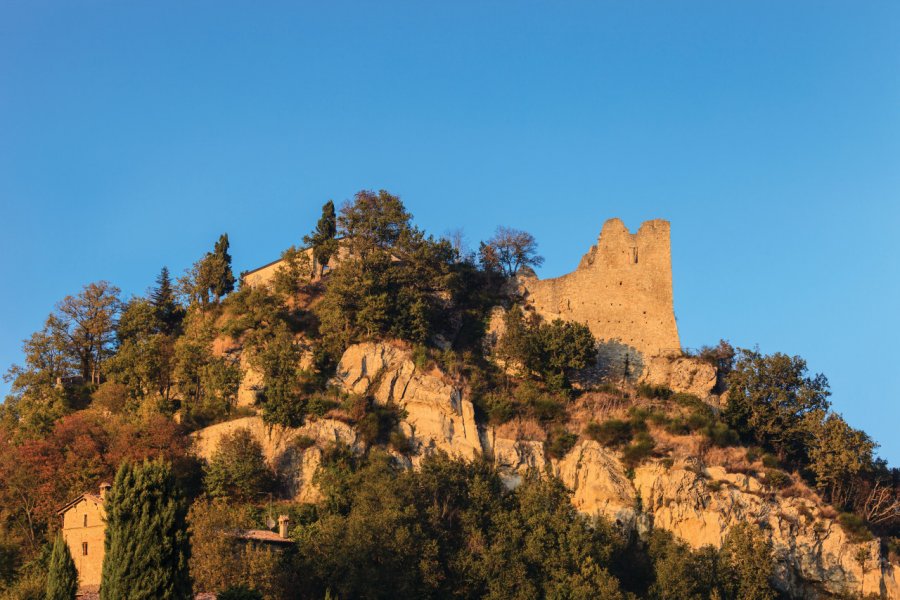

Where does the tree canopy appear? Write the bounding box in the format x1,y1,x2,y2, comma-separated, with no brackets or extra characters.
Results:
479,226,545,277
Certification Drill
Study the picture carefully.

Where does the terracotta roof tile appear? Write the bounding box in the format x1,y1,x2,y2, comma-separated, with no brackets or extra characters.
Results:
229,529,293,545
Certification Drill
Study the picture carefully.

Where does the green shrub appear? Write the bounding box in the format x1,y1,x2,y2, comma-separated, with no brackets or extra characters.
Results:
513,383,567,422
671,392,703,407
703,422,740,447
763,468,791,490
529,393,566,422
761,454,780,469
389,429,414,455
622,432,656,467
585,419,633,447
648,410,671,426
295,435,316,450
636,383,672,400
838,513,874,543
412,345,429,369
307,396,340,417
627,406,649,419
485,395,515,425
545,429,578,459
686,411,714,430
356,403,406,447
664,417,691,436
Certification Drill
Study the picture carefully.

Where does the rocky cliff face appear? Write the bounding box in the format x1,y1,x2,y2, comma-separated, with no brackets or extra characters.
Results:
333,342,483,463
559,445,899,598
194,342,899,599
193,415,359,503
641,354,718,398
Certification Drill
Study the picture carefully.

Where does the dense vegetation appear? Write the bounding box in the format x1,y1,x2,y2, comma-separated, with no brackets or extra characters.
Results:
0,190,895,598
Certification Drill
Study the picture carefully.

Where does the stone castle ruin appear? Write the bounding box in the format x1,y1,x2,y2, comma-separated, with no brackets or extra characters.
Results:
244,216,712,393
521,218,680,359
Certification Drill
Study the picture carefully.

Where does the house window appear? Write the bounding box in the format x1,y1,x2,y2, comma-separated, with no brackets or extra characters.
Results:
82,542,88,556
83,514,88,527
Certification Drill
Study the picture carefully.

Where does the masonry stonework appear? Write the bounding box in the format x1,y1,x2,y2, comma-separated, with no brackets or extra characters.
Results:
59,492,106,591
521,218,680,360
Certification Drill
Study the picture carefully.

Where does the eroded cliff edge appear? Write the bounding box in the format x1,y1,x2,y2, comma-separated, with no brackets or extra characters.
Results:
195,341,900,599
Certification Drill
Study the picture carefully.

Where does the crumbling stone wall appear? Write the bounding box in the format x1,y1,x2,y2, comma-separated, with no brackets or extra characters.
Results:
521,218,680,360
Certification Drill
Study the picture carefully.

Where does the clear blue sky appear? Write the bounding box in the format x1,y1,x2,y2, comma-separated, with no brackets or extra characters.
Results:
1,2,898,460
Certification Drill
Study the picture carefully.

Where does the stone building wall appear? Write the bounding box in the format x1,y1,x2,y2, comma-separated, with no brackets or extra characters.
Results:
61,496,106,589
242,243,352,289
521,218,680,360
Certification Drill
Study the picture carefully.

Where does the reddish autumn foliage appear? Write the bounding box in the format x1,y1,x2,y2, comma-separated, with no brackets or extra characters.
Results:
0,411,196,551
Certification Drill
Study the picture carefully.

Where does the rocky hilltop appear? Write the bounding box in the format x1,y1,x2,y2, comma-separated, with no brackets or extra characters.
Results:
7,197,893,599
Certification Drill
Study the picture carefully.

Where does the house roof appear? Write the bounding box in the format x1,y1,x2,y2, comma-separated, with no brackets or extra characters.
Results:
228,528,293,545
57,493,104,516
241,236,348,278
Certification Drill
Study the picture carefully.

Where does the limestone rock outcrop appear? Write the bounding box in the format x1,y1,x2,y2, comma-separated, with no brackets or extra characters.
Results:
333,342,483,462
192,416,358,503
236,353,264,408
642,355,718,397
552,447,899,598
554,441,638,528
195,342,900,598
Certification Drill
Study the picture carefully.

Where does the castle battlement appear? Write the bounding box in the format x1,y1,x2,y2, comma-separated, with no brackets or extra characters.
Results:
521,218,680,359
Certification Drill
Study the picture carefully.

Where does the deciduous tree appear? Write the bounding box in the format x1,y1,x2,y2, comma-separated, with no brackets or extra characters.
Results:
55,281,122,385
724,349,830,464
204,428,275,501
807,413,875,506
480,226,544,277
718,523,775,600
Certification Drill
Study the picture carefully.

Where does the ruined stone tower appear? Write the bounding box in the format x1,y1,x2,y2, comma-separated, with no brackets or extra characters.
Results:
520,218,680,360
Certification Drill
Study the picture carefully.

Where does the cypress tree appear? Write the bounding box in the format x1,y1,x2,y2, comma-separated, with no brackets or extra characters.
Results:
46,532,78,600
303,200,338,276
100,459,192,600
211,234,236,300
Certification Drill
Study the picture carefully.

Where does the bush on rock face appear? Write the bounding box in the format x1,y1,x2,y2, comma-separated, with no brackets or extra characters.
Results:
497,307,597,390
204,428,276,501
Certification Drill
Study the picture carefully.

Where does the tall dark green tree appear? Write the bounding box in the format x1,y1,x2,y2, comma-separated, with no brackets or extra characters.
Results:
100,459,192,600
304,200,339,277
211,234,236,301
150,267,184,335
46,532,78,600
179,235,237,306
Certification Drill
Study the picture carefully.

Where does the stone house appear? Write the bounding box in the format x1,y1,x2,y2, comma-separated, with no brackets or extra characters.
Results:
56,482,110,594
57,484,292,596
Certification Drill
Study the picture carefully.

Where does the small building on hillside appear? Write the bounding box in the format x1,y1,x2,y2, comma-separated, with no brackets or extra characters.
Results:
56,482,110,595
242,240,350,289
229,515,294,549
57,484,292,597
